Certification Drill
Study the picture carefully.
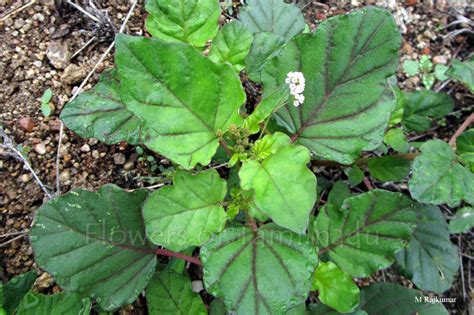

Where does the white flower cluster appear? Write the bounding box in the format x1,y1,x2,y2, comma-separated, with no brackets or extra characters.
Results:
285,71,305,107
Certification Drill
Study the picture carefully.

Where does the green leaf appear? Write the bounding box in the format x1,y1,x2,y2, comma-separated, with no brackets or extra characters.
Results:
41,88,53,104
40,88,53,117
3,271,37,314
402,90,454,132
261,7,401,164
434,64,449,81
312,261,359,313
201,224,318,314
308,303,367,315
15,291,91,315
327,181,350,209
145,0,219,47
402,60,419,76
239,0,305,42
344,166,364,186
356,283,448,315
41,102,52,117
245,32,286,82
116,34,245,169
446,58,474,93
449,207,474,233
239,132,317,233
395,205,459,293
146,270,206,315
315,190,416,277
383,128,409,153
209,21,253,72
388,86,404,127
29,185,157,311
422,73,435,90
143,170,227,251
286,303,307,315
457,129,474,167
367,156,411,181
209,299,226,315
243,85,289,134
61,70,141,145
409,139,474,207
419,55,433,73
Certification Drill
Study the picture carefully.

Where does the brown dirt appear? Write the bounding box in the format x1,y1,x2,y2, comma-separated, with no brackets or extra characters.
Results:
0,0,472,313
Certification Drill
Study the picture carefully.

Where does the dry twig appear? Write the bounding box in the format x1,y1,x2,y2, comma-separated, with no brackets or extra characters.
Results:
0,0,36,22
0,127,53,199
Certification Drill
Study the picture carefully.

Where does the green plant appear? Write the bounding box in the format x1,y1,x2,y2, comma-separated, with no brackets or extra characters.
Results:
40,88,53,117
402,55,449,89
5,1,473,314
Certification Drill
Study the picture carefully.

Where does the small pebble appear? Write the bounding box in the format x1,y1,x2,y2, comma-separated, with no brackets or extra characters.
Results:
113,153,126,165
80,144,90,152
433,55,447,65
92,150,100,159
34,143,46,155
124,161,134,170
59,170,70,181
20,174,31,183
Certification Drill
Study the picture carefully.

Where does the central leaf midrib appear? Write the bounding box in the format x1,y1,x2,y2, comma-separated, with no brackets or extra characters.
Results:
319,206,411,254
126,45,215,134
40,213,153,254
291,12,390,142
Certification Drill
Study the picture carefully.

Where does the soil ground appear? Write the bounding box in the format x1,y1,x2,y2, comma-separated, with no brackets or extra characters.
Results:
0,0,472,314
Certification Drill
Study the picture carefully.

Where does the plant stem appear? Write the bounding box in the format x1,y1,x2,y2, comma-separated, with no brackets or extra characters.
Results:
155,248,202,266
219,138,232,157
449,112,474,147
311,153,419,168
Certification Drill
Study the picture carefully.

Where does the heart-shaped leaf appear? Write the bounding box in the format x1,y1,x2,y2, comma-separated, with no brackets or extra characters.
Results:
261,7,401,164
401,91,454,132
116,34,245,169
209,21,253,72
145,0,220,47
312,261,360,313
315,190,416,277
409,139,474,207
29,185,156,311
143,170,227,251
395,204,459,293
201,224,318,315
146,270,206,315
61,70,141,145
16,292,91,315
239,0,304,42
239,132,317,234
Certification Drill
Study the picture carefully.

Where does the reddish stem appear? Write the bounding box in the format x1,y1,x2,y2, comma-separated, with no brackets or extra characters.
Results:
155,248,202,266
219,138,232,157
363,177,374,190
449,113,474,147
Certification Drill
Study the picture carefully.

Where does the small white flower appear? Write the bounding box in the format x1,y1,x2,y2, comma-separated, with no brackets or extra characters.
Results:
286,71,306,107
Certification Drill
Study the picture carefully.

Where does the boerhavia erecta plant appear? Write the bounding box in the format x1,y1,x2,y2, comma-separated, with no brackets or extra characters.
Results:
4,0,471,314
